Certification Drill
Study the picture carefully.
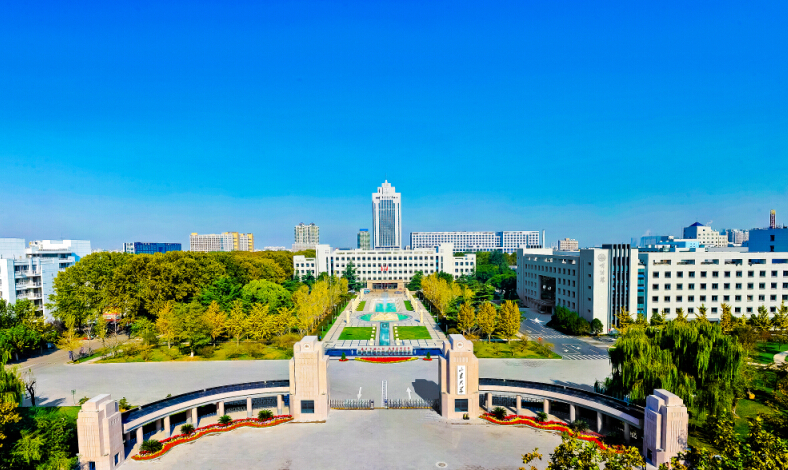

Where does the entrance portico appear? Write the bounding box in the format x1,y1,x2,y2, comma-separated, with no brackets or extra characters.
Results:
366,280,405,291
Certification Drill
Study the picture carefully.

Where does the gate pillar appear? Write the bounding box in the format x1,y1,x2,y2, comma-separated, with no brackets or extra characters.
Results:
439,334,479,419
643,389,688,467
77,394,125,470
289,336,329,422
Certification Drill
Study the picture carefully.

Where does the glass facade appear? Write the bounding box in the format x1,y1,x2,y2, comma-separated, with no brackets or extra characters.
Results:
377,200,397,247
125,242,182,255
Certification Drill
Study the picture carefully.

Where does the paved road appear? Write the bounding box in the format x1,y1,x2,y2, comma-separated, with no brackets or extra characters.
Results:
519,308,613,361
122,409,563,470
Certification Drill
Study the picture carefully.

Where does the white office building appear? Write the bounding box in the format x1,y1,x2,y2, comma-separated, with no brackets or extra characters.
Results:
293,243,475,284
517,244,638,333
190,232,254,252
372,180,402,249
293,223,319,252
0,238,92,319
410,230,541,253
682,223,728,248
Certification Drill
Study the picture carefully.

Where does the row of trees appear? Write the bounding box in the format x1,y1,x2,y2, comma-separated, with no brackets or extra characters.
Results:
48,249,315,328
0,300,56,362
549,306,604,336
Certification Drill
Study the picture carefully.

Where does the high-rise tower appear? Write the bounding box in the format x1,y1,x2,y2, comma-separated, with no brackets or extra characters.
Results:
372,180,402,249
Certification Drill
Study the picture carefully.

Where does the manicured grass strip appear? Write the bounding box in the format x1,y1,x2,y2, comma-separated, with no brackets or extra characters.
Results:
473,340,561,359
394,326,431,340
356,301,366,311
404,300,414,311
132,416,292,460
355,357,417,364
338,327,375,341
752,341,788,364
481,414,625,453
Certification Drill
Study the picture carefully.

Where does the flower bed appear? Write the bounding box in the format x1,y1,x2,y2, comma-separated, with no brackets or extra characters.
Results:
132,416,293,461
480,413,625,453
423,357,433,361
354,357,417,364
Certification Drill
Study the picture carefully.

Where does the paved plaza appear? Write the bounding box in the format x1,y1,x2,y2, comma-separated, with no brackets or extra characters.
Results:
121,409,563,470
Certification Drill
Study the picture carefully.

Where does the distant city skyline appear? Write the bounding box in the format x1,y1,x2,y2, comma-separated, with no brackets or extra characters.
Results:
2,2,786,250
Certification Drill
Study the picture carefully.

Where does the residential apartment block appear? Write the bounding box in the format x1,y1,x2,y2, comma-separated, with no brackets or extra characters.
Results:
293,243,475,284
682,223,728,248
557,238,579,251
293,223,319,251
357,229,371,250
189,232,254,252
410,230,541,253
0,238,92,319
123,242,182,254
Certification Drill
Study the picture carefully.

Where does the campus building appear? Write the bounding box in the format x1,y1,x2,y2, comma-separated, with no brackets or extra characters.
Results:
189,232,254,252
357,229,371,250
516,245,638,334
293,243,475,289
557,238,579,251
410,231,541,253
293,223,319,251
0,238,92,319
123,242,181,255
682,222,728,248
372,180,402,249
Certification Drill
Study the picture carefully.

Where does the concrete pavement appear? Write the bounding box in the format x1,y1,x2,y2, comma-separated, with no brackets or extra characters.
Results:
519,308,613,360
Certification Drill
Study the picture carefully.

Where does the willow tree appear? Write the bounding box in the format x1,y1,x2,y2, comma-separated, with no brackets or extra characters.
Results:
607,321,745,419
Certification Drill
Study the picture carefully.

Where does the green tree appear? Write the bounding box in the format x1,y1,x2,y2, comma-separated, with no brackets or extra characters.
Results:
751,305,773,332
241,279,292,311
175,301,210,357
0,325,41,362
694,304,710,324
720,303,734,333
615,307,634,331
607,321,745,418
650,310,667,327
674,307,688,323
477,302,498,342
340,261,364,292
199,277,242,312
203,301,227,346
590,319,603,335
407,271,423,291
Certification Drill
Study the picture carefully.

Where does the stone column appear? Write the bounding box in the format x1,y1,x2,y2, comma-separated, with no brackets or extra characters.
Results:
624,422,631,444
289,336,330,422
135,427,143,447
569,404,576,422
217,401,224,417
163,415,171,438
643,389,689,467
155,419,162,434
191,407,199,427
486,393,492,412
596,411,603,433
277,394,283,415
542,399,550,415
516,395,522,416
438,334,480,420
247,397,253,418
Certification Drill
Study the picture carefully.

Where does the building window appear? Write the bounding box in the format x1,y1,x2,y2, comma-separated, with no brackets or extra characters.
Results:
115,454,119,465
665,272,672,278
760,271,767,277
700,296,706,302
772,271,778,277
712,295,718,302
701,271,707,278
301,400,315,414
676,296,683,302
455,399,469,413
677,283,683,290
735,307,741,313
689,284,695,290
664,296,671,302
724,271,731,278
736,283,742,289
689,272,696,278
736,271,743,277
747,307,753,313
712,271,719,278
724,283,730,290
748,271,754,277
688,307,694,314
652,296,658,302
759,295,766,301
712,283,718,290
724,295,730,301
771,295,777,301
748,283,754,289
688,296,695,302
700,284,706,290
652,272,659,278
711,307,718,314
652,308,658,314
664,284,671,290
652,284,659,290
677,271,684,278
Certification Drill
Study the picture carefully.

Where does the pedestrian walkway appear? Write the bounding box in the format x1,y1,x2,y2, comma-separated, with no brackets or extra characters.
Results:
561,354,610,361
775,350,788,364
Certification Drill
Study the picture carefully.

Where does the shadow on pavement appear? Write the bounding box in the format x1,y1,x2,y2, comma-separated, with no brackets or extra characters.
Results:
412,379,439,400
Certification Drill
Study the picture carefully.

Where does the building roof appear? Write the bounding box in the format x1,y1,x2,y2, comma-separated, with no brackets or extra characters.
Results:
689,222,704,227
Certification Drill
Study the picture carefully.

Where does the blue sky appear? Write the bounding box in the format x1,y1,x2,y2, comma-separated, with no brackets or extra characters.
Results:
1,1,787,250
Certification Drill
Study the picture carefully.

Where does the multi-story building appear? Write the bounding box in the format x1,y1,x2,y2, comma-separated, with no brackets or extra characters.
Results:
0,238,92,319
747,211,787,252
516,244,638,333
372,180,402,249
639,248,788,319
557,238,579,251
720,229,749,245
293,223,319,251
410,231,541,253
123,242,181,255
189,232,254,252
293,243,475,288
357,229,371,250
262,246,289,252
682,223,728,247
639,236,701,250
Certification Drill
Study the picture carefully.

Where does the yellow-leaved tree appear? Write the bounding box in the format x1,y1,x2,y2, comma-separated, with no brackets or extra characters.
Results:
247,303,271,341
497,300,520,340
225,300,249,346
477,301,498,342
203,301,227,346
457,303,476,335
155,301,178,349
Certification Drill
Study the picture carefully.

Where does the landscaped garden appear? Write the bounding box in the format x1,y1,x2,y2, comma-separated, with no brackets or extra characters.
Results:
751,341,788,364
393,326,431,340
355,300,367,311
338,326,375,341
96,336,298,363
403,300,414,311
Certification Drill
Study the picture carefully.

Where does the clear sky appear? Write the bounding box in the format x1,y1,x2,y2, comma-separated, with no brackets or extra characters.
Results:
2,1,787,250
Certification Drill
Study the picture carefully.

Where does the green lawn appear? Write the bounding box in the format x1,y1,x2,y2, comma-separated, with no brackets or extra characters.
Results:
473,340,561,359
403,301,414,311
356,301,366,311
338,326,376,341
752,341,788,364
97,337,297,363
394,326,430,340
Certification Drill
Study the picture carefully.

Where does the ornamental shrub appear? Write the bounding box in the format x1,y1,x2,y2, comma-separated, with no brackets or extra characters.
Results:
570,419,589,433
492,406,507,420
426,352,431,360
218,414,232,425
258,409,274,421
180,423,194,435
140,439,163,453
341,352,346,360
536,411,548,422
